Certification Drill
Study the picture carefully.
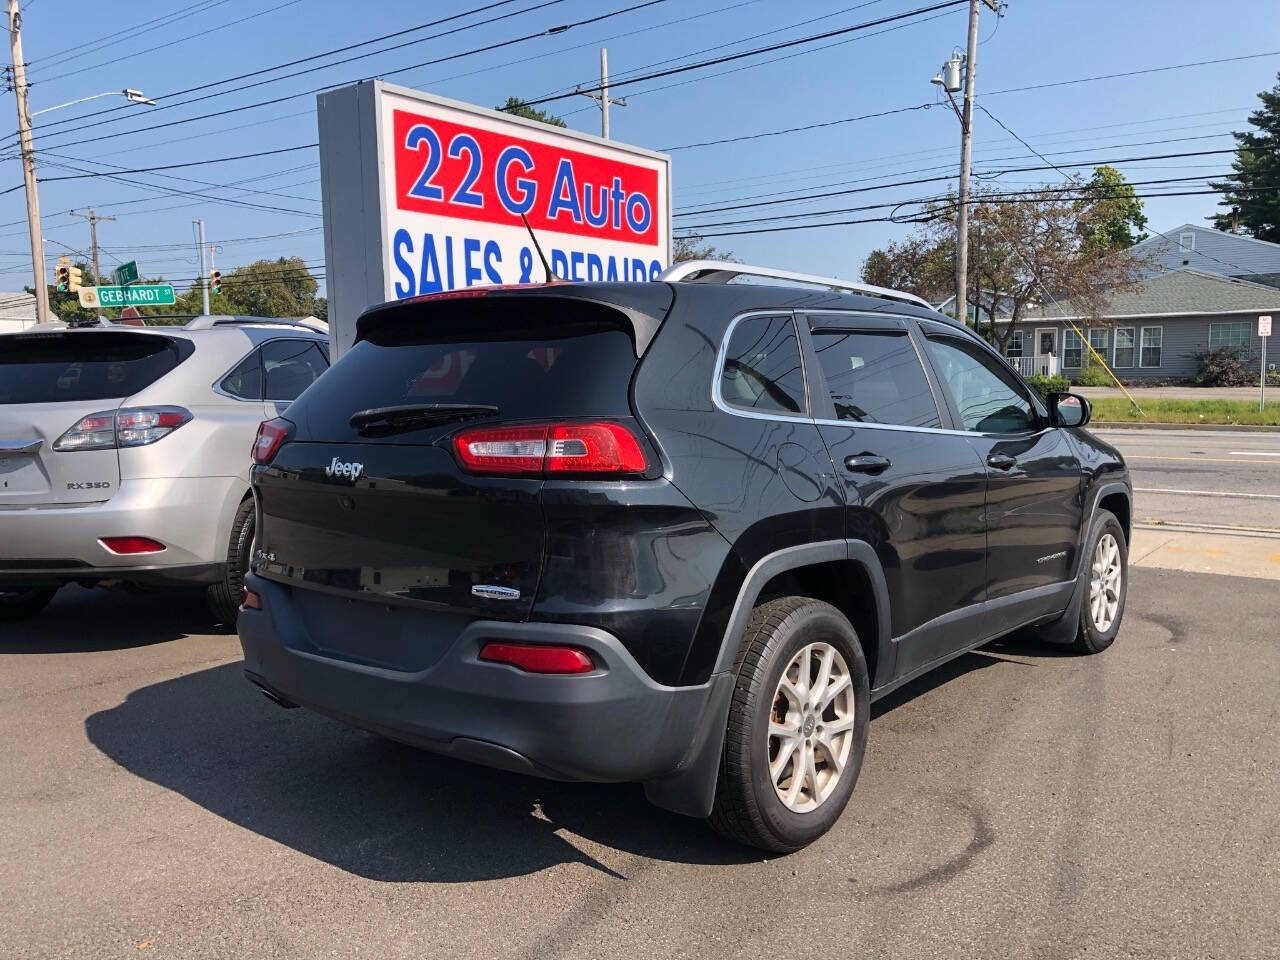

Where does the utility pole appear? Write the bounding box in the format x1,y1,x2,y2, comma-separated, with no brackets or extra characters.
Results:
7,0,50,324
193,219,210,315
576,47,626,138
70,209,115,285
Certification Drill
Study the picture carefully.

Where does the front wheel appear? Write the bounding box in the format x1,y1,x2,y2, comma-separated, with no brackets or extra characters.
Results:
709,596,871,853
0,585,58,621
1072,509,1128,654
207,498,255,627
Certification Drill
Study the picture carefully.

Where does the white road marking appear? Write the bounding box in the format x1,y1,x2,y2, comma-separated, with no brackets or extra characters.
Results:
1229,451,1280,457
1135,486,1280,500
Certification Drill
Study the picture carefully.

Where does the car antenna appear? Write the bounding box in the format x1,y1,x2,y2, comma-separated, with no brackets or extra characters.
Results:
520,213,559,282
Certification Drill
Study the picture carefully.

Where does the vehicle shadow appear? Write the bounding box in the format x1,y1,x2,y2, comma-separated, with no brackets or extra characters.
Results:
0,586,229,653
84,661,757,883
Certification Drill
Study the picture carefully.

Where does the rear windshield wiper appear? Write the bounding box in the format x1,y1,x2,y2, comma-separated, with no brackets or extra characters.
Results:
349,403,499,435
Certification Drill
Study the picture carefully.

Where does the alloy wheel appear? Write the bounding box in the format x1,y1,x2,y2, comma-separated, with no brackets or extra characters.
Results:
767,642,856,814
1089,532,1122,632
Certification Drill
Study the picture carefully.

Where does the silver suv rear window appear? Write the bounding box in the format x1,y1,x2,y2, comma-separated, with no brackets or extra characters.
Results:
0,331,193,404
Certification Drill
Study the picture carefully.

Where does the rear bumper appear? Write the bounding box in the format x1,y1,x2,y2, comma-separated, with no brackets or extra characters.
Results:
0,476,237,585
238,574,721,788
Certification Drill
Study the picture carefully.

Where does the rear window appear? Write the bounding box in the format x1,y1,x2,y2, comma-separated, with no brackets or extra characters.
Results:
288,301,639,441
0,331,193,404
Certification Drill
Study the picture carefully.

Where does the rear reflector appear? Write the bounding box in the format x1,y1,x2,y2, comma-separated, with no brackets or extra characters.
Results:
252,417,294,465
99,536,166,555
453,422,648,477
241,587,262,611
478,642,595,674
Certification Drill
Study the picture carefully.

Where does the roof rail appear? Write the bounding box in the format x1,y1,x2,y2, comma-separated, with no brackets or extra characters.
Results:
657,259,932,309
184,315,328,333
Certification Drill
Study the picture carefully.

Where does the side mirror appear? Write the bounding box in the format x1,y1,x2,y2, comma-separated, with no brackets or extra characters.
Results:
1048,392,1091,428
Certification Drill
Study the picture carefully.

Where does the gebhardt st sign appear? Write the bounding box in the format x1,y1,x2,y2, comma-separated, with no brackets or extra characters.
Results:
317,81,671,354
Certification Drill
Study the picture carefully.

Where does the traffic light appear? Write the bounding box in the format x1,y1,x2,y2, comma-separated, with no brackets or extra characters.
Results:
67,265,83,292
55,258,70,292
210,269,222,295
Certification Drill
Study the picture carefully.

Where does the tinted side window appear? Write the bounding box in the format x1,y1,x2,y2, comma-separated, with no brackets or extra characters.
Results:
926,335,1038,434
719,315,806,415
811,330,939,428
219,349,262,400
263,340,328,401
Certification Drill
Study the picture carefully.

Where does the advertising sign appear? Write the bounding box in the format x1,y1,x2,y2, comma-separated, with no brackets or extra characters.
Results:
317,81,671,355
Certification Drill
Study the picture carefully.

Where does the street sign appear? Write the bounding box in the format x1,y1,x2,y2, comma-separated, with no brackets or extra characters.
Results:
113,260,139,287
77,284,175,308
1261,316,1272,412
1259,315,1272,337
316,81,671,356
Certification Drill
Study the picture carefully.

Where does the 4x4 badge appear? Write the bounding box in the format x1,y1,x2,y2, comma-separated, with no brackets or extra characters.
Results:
471,585,521,601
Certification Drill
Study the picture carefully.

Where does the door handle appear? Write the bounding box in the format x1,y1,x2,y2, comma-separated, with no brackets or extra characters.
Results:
844,453,891,474
987,453,1017,470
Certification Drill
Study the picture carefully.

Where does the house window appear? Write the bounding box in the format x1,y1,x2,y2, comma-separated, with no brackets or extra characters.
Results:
1178,232,1195,253
1114,327,1135,368
1140,326,1163,368
1088,327,1109,364
1063,329,1083,369
1006,329,1025,358
1209,320,1251,350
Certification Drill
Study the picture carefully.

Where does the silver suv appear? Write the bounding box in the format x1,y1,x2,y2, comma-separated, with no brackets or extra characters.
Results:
0,316,329,623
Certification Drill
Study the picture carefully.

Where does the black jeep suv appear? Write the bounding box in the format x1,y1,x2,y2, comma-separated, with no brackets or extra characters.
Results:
238,276,1130,852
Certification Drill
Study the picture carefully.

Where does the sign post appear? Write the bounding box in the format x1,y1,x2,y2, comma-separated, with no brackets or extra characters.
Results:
1261,314,1272,412
316,82,671,356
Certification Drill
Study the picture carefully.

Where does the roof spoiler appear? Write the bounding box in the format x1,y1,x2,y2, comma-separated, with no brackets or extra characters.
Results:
658,259,932,309
185,315,327,333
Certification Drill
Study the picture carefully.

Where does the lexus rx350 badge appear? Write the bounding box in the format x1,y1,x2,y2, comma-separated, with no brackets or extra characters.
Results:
324,457,363,481
472,585,521,601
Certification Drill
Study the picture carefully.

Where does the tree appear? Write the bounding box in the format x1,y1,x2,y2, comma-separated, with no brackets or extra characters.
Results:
862,177,1152,353
672,233,735,263
1081,164,1148,254
499,96,566,128
1210,71,1280,241
157,257,322,319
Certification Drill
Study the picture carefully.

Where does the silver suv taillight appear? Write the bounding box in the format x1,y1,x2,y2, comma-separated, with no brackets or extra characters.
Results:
53,406,192,451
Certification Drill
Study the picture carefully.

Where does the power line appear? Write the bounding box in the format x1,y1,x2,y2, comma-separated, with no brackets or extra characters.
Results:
983,49,1280,99
665,103,938,151
29,0,232,71
516,0,968,107
33,143,319,183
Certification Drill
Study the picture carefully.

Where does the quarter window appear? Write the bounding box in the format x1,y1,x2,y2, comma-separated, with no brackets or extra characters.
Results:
219,350,263,400
719,315,807,415
1209,321,1251,350
1140,326,1163,368
1063,329,1083,369
810,330,940,428
926,335,1038,434
1113,327,1135,368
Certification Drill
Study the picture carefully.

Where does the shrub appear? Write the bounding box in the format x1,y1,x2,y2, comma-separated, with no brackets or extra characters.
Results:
1074,361,1112,387
1025,374,1070,399
1192,347,1256,386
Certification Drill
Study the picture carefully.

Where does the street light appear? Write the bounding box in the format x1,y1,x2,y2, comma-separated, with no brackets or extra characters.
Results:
31,87,157,117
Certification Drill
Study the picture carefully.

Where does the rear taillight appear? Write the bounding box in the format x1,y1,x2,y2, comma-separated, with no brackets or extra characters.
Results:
453,422,649,477
478,641,595,674
53,406,191,452
252,417,293,465
99,536,166,555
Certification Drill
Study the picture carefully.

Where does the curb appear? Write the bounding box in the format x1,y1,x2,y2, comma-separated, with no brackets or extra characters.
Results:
1092,420,1280,433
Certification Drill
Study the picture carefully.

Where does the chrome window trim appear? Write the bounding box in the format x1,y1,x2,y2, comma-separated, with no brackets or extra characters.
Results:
711,310,813,422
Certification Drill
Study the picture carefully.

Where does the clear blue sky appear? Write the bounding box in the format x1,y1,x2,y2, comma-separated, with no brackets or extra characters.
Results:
1,0,1278,297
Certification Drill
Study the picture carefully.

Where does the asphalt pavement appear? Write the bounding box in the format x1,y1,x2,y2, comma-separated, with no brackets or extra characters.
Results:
2,425,1278,959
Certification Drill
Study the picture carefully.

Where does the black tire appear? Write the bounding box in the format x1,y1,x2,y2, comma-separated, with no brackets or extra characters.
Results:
207,498,254,627
709,596,871,853
1064,509,1128,655
0,585,58,622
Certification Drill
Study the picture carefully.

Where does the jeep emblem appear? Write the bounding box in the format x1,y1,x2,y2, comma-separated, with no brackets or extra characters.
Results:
324,457,363,481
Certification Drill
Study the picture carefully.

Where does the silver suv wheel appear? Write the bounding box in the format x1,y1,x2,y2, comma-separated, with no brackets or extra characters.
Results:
1089,532,1122,632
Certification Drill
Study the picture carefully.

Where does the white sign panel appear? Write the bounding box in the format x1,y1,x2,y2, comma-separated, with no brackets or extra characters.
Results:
1260,314,1272,338
317,82,671,354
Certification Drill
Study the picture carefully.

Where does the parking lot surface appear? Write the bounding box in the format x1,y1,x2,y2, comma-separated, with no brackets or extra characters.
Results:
3,425,1278,959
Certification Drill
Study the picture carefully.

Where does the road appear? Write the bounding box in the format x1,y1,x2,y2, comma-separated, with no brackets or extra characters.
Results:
2,424,1277,959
